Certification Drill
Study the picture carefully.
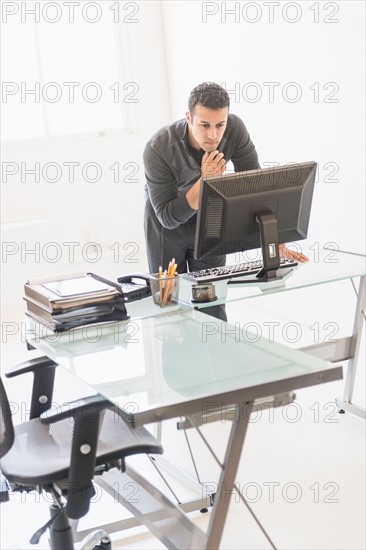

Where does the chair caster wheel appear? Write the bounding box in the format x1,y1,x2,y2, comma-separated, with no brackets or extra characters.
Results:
339,409,345,414
93,535,112,550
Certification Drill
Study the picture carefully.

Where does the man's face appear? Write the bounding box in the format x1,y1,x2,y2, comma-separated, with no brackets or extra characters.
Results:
186,104,228,152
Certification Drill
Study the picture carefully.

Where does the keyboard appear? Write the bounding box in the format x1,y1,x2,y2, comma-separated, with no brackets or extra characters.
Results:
183,258,298,283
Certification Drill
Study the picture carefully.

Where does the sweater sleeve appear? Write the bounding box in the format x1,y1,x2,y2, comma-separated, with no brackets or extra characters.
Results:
230,115,260,172
143,142,197,229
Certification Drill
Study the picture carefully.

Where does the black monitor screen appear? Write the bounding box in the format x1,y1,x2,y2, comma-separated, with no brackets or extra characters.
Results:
194,161,317,264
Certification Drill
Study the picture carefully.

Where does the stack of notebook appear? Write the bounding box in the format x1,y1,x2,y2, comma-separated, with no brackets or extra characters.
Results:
24,272,129,332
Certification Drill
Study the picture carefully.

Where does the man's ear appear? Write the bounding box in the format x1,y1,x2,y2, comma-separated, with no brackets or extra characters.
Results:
185,111,191,125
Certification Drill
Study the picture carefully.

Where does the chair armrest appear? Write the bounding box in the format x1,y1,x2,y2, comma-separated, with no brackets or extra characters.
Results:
40,394,114,424
6,357,58,420
5,356,58,378
0,470,10,502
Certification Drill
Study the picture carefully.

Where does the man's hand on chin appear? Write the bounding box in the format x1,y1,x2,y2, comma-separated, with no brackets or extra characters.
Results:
279,244,309,263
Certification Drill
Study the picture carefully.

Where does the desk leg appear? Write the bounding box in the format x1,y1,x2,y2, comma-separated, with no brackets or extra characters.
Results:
336,275,365,419
205,403,251,550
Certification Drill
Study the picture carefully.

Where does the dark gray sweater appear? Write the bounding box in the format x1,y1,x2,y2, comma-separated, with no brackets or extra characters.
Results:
144,113,259,229
143,113,259,272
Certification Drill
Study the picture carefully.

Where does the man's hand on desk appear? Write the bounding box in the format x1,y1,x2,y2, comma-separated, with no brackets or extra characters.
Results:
279,244,309,263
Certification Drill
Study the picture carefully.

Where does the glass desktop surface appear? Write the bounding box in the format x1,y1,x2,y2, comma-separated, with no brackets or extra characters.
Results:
178,248,366,309
28,308,341,425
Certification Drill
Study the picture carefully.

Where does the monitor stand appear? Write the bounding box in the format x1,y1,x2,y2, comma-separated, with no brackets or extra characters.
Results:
228,213,295,285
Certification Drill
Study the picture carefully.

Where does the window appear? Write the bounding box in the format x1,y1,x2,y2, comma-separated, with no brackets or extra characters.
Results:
1,2,135,142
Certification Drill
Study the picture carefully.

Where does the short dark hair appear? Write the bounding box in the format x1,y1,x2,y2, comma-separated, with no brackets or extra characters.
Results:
188,82,230,115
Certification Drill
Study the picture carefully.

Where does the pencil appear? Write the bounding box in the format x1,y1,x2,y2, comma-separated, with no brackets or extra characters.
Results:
163,262,177,305
159,265,163,303
167,258,175,277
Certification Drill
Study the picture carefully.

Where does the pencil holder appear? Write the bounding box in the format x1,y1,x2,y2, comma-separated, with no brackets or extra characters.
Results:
149,273,180,307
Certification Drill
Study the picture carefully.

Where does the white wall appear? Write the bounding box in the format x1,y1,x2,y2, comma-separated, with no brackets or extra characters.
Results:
161,0,365,254
1,1,171,314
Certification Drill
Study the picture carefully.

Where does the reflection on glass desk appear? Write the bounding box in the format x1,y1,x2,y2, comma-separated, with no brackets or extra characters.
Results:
27,308,342,426
178,247,365,420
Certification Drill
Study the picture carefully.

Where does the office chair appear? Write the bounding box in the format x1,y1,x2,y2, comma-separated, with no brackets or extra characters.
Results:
0,357,163,550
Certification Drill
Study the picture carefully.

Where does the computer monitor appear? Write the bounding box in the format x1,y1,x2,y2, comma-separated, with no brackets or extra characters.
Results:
194,161,317,282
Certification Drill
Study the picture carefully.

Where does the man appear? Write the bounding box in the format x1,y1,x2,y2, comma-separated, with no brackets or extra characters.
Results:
143,82,308,273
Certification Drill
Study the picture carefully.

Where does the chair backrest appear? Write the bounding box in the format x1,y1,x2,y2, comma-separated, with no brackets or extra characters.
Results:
0,378,14,459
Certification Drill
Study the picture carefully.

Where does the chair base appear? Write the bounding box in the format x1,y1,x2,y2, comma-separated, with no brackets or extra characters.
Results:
49,504,74,550
32,503,111,550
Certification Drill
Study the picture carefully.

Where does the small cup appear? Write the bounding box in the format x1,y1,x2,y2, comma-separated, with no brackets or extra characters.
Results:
191,283,217,303
149,273,180,307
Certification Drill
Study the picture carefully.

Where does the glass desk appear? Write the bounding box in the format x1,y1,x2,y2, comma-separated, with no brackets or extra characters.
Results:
179,247,366,420
27,308,342,550
179,248,365,308
24,246,364,548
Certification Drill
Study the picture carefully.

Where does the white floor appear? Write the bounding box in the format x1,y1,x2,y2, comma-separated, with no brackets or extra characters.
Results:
1,280,365,550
